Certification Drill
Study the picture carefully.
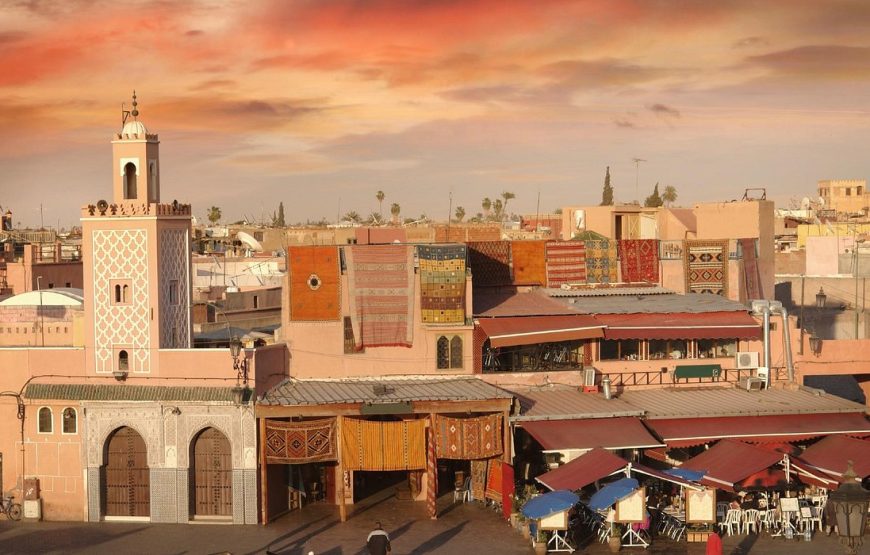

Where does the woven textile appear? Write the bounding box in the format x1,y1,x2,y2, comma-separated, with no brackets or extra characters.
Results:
485,458,504,502
288,246,341,321
585,239,618,283
684,240,729,296
471,459,488,502
502,463,515,519
434,413,503,460
511,241,547,285
341,418,426,471
467,241,512,286
545,241,587,286
619,239,660,283
740,238,763,299
264,418,337,464
417,245,466,324
345,245,415,348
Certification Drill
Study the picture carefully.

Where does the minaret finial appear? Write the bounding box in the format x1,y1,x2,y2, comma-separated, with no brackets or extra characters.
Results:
131,90,139,118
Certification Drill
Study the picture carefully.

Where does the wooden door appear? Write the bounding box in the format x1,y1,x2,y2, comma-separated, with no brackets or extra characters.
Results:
192,427,233,516
104,427,150,517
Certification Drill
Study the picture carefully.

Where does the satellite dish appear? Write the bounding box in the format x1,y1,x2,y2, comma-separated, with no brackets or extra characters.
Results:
96,199,109,214
801,197,810,210
818,197,825,207
236,231,263,252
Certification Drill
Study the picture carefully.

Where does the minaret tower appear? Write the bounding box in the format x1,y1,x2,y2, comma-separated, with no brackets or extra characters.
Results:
82,92,192,377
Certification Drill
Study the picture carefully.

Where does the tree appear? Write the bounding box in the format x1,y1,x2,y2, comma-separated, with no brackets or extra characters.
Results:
600,166,614,206
207,206,221,225
390,202,401,224
662,185,678,207
644,182,664,208
554,208,563,215
482,197,492,218
272,201,286,227
500,191,516,221
454,206,466,222
492,199,503,220
343,211,361,223
376,190,385,218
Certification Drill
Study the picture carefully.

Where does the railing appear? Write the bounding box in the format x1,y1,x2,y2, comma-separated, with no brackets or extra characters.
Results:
599,366,786,387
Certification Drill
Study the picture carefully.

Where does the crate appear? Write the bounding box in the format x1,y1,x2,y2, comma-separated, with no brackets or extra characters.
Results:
687,530,712,543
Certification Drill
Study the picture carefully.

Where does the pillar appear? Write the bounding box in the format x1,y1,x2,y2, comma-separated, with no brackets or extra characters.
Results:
427,414,438,519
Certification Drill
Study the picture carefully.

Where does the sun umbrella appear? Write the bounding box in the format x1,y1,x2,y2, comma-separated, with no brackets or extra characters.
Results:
587,477,639,511
520,490,580,519
666,468,706,482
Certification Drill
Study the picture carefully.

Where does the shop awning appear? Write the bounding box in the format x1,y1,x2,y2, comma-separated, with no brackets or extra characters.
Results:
797,435,870,479
680,439,784,491
645,412,870,448
597,311,761,340
522,417,665,451
536,448,627,491
629,463,704,490
787,458,841,489
477,315,604,348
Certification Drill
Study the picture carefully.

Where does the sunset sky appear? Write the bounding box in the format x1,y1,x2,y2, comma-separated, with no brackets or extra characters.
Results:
2,0,870,228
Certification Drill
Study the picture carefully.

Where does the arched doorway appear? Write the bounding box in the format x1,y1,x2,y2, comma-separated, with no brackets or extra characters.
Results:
191,427,232,517
103,426,150,518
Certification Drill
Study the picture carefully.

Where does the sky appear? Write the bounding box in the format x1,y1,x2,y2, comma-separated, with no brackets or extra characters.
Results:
2,0,870,229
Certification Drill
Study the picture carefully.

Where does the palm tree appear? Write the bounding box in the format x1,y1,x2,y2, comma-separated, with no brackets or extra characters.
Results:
343,211,361,223
501,191,516,220
454,206,466,223
482,197,492,218
207,206,221,225
390,203,401,224
662,186,678,207
376,190,385,219
492,199,503,221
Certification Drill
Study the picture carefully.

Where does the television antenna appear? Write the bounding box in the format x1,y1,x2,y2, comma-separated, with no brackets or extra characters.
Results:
632,158,646,203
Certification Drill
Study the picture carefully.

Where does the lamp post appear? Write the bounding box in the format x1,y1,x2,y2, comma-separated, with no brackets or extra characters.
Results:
36,275,44,347
229,336,250,405
827,460,870,555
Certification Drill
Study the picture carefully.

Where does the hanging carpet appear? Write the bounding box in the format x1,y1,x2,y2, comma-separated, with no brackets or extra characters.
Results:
264,418,337,464
434,413,503,459
471,459,488,502
417,245,466,324
511,240,547,286
467,241,512,286
288,246,341,321
485,458,504,502
341,418,426,471
585,239,618,283
740,238,763,299
545,241,586,286
619,239,660,283
345,244,415,348
684,240,729,296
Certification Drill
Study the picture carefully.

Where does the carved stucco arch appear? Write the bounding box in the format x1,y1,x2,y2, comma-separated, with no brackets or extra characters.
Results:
179,416,241,469
92,419,159,467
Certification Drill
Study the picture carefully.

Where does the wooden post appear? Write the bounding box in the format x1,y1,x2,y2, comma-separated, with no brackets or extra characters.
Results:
337,415,347,522
427,413,438,519
259,416,269,525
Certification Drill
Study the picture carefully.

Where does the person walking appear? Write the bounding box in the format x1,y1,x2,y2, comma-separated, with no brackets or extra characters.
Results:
367,521,391,555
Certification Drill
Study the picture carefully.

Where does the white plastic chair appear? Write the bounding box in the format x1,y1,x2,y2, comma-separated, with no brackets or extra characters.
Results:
742,509,760,534
720,509,741,536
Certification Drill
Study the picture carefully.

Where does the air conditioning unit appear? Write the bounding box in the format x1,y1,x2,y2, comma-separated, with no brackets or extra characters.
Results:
735,351,759,369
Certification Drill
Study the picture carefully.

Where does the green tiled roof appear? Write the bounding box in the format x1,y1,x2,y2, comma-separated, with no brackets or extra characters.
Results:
24,383,241,403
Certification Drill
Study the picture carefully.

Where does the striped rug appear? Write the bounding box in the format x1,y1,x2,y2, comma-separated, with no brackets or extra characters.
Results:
545,241,586,287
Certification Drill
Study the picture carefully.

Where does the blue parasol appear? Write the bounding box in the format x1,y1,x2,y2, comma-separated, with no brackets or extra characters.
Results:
665,468,706,482
587,477,639,511
520,490,580,519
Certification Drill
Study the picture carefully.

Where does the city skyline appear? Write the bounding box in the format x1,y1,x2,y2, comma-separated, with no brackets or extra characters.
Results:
2,0,870,227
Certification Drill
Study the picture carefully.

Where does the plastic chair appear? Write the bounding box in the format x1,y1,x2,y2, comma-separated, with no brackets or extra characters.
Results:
310,482,324,502
742,509,760,534
720,509,741,536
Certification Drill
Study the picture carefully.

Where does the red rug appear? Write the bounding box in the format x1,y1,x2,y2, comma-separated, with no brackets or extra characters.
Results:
264,418,337,464
434,414,503,459
485,458,503,502
545,241,586,286
740,238,762,299
619,239,660,283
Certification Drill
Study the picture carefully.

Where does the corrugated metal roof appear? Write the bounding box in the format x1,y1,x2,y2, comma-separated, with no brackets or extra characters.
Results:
261,377,513,406
24,383,238,402
618,386,868,419
545,286,675,297
510,387,644,421
551,293,751,314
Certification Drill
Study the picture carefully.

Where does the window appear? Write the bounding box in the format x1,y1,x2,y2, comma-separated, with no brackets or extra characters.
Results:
114,284,122,303
118,350,129,371
846,188,852,196
598,339,640,361
48,283,54,289
436,336,450,369
858,186,864,195
110,279,132,305
169,280,179,305
253,295,259,309
437,335,463,369
65,282,71,287
62,407,77,434
648,339,688,360
38,407,52,434
450,336,463,368
124,162,137,199
697,339,737,359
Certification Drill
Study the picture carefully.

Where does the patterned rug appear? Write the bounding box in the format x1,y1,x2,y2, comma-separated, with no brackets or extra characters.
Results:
511,240,546,285
470,459,488,502
585,239,618,283
685,239,729,296
502,463,515,519
264,418,337,464
345,245,415,348
341,418,426,471
418,245,466,324
619,239,660,283
740,238,762,299
288,246,341,321
545,241,586,286
434,414,503,459
485,458,503,502
467,241,512,286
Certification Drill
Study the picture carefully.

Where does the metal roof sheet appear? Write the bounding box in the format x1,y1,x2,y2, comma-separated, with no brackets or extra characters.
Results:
24,383,238,402
260,377,513,406
511,387,644,421
473,290,580,317
551,292,750,314
545,286,675,297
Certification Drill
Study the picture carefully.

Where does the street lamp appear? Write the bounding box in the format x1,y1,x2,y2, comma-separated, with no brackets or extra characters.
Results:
229,336,250,405
816,287,827,309
827,460,870,555
808,333,823,356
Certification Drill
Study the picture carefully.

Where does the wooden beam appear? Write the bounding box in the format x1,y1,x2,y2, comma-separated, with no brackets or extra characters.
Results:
337,415,347,523
502,409,511,464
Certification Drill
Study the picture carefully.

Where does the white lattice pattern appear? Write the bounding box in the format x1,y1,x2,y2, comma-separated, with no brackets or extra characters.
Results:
92,229,150,373
159,228,190,348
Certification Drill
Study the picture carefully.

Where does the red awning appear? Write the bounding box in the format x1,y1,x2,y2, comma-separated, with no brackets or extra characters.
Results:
477,315,604,348
680,439,783,491
787,458,841,489
536,448,627,491
798,435,870,479
630,463,703,490
645,412,870,448
522,417,665,451
597,311,761,340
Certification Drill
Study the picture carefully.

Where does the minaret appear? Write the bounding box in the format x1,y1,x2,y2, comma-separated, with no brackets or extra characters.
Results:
112,91,160,204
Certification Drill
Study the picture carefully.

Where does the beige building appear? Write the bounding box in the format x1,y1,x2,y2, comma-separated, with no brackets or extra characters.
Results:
818,179,868,215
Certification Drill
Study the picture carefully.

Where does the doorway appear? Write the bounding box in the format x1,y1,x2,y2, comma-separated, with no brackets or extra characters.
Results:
103,426,150,518
191,427,233,518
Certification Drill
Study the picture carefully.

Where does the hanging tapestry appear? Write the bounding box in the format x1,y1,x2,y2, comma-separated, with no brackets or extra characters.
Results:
511,240,547,285
341,418,426,471
585,239,618,283
502,463,515,520
485,458,504,502
740,238,763,300
265,418,337,464
288,246,341,321
434,413,503,460
619,239,660,283
417,245,466,324
545,241,586,286
467,241,512,286
345,244,415,348
470,459,488,502
684,240,729,296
